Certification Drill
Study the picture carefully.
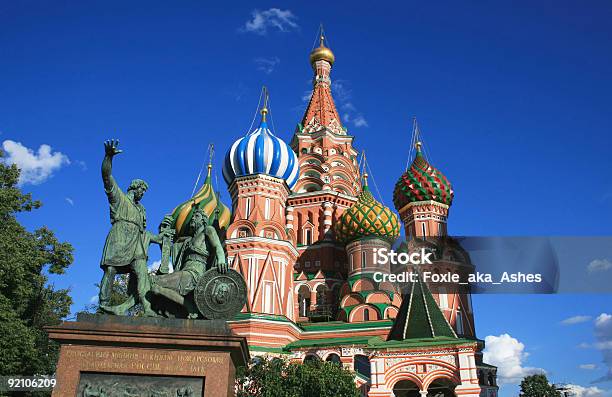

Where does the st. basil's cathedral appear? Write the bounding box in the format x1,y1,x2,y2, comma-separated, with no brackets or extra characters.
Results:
173,32,499,397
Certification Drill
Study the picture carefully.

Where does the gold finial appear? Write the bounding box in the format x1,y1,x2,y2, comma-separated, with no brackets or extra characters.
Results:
261,87,269,122
207,143,214,176
309,25,335,66
415,141,422,152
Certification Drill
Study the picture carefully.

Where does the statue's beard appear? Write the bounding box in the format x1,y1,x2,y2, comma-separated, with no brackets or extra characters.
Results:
191,218,204,230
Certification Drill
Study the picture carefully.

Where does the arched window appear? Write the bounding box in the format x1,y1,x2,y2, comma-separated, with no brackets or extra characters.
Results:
364,308,370,321
353,355,370,378
326,353,341,365
304,354,320,364
316,284,327,306
264,198,270,220
478,370,485,385
238,227,252,238
305,229,312,245
245,197,251,217
304,171,321,179
456,310,464,335
438,287,448,309
361,251,367,268
298,285,310,317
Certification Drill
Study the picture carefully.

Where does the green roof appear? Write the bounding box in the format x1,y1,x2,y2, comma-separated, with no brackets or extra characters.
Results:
285,335,478,351
285,335,375,349
370,336,477,349
249,345,292,354
300,319,392,332
387,268,457,340
232,312,293,323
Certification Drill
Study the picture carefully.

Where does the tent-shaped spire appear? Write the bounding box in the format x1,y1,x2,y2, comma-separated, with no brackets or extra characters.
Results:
387,266,457,340
299,26,345,135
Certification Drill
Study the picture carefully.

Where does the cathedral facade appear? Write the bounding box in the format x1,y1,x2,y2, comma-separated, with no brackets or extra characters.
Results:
195,33,498,397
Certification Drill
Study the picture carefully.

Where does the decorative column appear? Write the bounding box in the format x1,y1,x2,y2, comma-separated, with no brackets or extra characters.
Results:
286,206,294,230
454,350,482,397
323,201,333,237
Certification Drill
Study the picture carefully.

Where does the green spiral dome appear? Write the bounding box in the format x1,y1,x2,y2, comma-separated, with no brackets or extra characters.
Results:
335,179,400,244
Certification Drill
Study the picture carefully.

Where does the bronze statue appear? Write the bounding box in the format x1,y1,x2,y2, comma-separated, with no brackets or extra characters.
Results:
98,140,165,316
150,208,226,318
96,140,246,320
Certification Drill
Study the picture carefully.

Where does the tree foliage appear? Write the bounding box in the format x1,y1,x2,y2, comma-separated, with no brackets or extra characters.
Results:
0,151,74,377
519,374,561,397
236,357,360,397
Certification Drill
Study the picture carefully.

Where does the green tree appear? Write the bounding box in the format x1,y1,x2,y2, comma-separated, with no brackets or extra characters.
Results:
0,151,74,378
236,357,361,397
519,374,561,397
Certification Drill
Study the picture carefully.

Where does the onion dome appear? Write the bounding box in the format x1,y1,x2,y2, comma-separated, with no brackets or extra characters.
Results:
335,175,400,244
223,105,299,189
170,164,231,238
310,33,335,66
393,141,454,210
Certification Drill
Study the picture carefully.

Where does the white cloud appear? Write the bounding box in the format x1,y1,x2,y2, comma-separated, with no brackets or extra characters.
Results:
483,334,545,384
580,364,598,370
74,160,87,171
562,315,593,325
241,9,298,35
565,384,609,397
254,57,280,74
301,90,313,103
329,80,368,129
332,80,351,103
148,260,162,272
65,197,74,206
2,140,70,185
89,295,99,304
353,115,369,127
593,313,612,383
589,259,612,273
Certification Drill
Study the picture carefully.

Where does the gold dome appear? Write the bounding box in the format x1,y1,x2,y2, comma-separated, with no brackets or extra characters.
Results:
309,34,335,66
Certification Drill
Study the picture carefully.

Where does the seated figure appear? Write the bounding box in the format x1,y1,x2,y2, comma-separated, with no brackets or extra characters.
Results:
150,208,227,318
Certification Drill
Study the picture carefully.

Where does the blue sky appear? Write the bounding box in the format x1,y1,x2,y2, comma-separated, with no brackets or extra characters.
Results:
1,1,612,396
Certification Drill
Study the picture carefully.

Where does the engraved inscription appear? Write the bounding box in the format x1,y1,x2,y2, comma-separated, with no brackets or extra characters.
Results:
65,348,226,375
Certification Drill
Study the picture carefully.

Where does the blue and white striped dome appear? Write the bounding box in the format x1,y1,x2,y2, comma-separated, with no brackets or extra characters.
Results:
223,119,300,189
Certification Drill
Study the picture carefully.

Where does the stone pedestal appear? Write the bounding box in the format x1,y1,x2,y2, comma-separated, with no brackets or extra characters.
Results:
47,314,249,397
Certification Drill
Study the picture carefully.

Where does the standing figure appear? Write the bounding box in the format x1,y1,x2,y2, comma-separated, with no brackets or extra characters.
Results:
98,139,161,316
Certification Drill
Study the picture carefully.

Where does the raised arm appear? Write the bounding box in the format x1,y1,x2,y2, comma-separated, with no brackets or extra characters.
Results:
102,140,122,192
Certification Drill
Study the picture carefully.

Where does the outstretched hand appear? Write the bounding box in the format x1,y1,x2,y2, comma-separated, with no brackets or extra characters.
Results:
217,261,229,274
104,139,123,157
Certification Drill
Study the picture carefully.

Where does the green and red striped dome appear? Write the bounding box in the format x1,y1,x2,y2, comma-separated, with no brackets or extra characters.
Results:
393,145,453,210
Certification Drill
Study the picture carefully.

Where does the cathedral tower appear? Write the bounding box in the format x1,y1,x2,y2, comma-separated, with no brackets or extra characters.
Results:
393,134,475,338
223,95,301,349
288,31,363,322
